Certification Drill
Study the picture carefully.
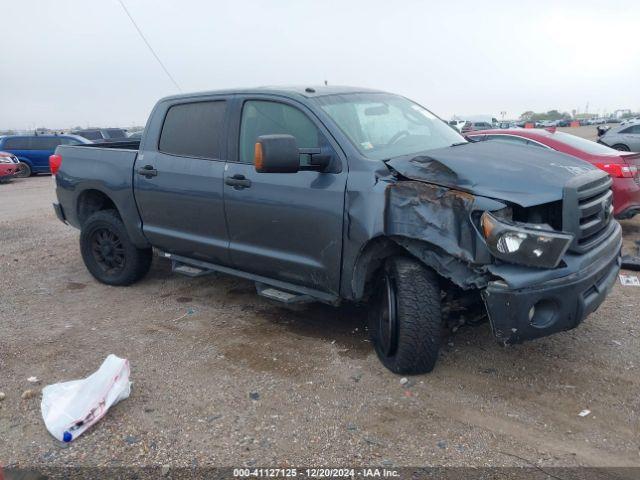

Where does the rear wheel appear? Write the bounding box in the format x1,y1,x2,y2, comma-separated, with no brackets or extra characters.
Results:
368,257,442,374
15,163,31,178
612,144,630,152
80,210,152,286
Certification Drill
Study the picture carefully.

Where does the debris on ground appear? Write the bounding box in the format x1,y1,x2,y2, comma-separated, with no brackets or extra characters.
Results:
0,391,5,401
621,255,640,271
399,377,409,386
619,274,640,286
621,241,640,271
27,376,39,383
172,308,197,322
578,409,591,417
41,354,131,443
249,391,260,401
21,389,37,400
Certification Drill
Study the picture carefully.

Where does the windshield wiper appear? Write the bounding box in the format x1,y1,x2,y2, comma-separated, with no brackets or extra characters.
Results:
450,141,468,147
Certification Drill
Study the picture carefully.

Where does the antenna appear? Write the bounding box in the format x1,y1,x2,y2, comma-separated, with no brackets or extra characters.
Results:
117,0,182,92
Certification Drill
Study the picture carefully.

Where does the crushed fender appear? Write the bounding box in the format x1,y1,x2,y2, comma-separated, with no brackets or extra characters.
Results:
384,181,490,289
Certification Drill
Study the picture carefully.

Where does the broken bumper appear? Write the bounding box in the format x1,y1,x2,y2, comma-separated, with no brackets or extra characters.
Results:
482,224,622,344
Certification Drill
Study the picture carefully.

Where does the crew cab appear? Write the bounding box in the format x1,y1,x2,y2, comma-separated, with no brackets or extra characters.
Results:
51,86,621,374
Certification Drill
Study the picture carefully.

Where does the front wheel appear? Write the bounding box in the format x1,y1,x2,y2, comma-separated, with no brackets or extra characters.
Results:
368,257,442,374
15,163,31,178
80,210,152,286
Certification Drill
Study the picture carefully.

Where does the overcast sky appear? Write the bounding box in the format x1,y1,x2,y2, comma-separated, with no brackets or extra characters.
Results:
2,0,639,130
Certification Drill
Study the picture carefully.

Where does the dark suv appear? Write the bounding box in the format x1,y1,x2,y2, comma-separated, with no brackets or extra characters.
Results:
71,128,128,143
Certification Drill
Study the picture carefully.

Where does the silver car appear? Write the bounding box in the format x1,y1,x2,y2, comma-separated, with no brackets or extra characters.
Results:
599,121,640,152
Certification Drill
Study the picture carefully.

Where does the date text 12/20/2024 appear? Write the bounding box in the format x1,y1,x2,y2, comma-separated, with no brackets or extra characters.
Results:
233,468,400,478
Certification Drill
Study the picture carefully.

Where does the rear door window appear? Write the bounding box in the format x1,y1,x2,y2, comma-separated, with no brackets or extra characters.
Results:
159,100,227,159
2,137,31,149
30,137,63,150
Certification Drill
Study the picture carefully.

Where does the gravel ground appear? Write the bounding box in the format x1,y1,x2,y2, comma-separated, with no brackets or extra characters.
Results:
0,175,639,471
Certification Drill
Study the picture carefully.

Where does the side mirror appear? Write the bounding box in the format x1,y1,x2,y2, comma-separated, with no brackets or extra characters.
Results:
254,134,332,173
254,134,300,173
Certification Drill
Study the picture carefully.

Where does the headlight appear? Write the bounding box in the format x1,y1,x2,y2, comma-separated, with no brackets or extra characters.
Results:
0,157,13,164
481,211,573,268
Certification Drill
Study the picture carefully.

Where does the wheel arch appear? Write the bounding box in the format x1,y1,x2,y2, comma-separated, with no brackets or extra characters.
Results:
352,235,490,301
76,188,120,226
350,236,406,302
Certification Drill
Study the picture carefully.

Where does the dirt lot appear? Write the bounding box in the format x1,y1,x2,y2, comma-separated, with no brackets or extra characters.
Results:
1,174,639,471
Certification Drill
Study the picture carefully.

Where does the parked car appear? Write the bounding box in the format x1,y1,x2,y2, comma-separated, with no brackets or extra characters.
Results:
127,131,143,139
621,117,640,127
467,128,640,218
556,119,571,127
71,128,128,143
52,86,621,374
598,121,640,152
0,151,19,182
0,134,90,177
461,121,493,133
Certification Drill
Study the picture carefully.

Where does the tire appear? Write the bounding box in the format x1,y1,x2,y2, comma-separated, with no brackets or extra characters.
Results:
15,163,31,178
80,210,152,286
612,144,630,152
368,257,442,374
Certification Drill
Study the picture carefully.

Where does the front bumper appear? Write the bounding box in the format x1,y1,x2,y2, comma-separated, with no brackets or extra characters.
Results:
0,164,17,178
482,229,621,344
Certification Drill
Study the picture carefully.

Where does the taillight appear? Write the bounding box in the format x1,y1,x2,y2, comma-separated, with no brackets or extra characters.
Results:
49,154,62,175
595,162,637,178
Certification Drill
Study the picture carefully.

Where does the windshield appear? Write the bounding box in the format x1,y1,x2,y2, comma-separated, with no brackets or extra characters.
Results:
314,93,465,160
553,131,620,155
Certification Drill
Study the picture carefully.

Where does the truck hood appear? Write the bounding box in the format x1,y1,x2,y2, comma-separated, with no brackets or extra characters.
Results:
385,141,595,207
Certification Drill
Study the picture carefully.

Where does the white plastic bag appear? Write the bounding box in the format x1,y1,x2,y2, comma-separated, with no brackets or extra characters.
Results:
41,354,131,442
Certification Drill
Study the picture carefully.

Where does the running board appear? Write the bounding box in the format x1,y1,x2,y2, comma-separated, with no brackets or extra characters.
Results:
160,252,339,305
171,261,212,277
255,282,313,304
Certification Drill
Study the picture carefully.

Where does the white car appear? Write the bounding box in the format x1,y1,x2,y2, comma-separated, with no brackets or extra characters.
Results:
621,117,640,127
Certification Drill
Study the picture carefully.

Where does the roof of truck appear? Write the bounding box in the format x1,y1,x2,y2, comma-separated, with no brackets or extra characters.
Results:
159,85,385,103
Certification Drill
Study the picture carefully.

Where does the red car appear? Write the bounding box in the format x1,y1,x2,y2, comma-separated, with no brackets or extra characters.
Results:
467,129,640,219
0,151,19,182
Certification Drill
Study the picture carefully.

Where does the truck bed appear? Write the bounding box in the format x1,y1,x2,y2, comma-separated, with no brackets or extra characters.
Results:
54,142,148,247
81,140,141,150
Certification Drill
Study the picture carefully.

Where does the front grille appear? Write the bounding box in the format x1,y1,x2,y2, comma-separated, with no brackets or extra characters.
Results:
563,170,614,253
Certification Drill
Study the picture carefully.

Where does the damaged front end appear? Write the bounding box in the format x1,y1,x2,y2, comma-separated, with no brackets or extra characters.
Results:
381,144,622,345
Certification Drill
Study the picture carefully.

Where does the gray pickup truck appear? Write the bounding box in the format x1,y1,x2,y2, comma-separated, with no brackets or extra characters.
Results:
52,86,621,374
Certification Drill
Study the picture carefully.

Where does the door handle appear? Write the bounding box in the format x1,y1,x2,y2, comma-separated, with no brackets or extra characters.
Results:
137,165,158,178
225,174,252,189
